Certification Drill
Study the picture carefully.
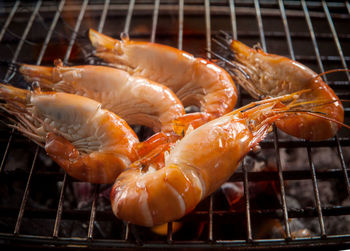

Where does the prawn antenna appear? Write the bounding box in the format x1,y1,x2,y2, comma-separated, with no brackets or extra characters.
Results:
317,68,350,78
279,110,350,131
206,49,251,80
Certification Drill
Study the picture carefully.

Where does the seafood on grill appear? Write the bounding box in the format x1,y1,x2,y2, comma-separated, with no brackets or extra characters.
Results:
19,61,185,134
89,29,238,132
214,34,343,141
0,83,139,184
110,90,331,227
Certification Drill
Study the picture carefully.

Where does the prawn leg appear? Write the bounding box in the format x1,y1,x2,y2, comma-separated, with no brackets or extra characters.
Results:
45,133,127,184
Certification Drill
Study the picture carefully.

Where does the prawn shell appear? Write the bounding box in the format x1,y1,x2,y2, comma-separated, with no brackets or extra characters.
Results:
230,40,344,141
111,164,203,226
89,29,238,125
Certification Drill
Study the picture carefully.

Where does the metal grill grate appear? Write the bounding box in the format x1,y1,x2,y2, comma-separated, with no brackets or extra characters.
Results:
0,0,349,249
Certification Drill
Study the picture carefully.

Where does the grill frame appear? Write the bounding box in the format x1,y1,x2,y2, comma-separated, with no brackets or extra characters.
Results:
0,0,349,249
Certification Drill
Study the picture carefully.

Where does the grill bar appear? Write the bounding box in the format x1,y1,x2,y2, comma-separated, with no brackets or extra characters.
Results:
274,0,294,240
335,136,350,196
124,0,135,34
97,0,110,33
37,0,66,65
254,0,267,51
204,0,214,243
150,0,160,43
279,0,294,60
301,0,326,75
302,0,350,199
53,174,67,238
242,162,252,242
86,2,112,240
229,0,238,40
322,1,350,81
0,0,20,42
177,0,184,50
0,1,349,249
63,0,89,64
87,184,99,239
13,148,39,235
307,146,327,237
53,0,89,238
4,1,42,81
0,1,42,178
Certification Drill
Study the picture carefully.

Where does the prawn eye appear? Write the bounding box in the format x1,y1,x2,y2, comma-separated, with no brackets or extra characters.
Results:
31,81,41,93
120,32,129,42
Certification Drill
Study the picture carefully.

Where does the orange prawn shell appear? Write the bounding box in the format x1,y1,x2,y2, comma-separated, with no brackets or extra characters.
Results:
90,28,238,123
230,40,344,140
117,39,238,116
45,109,139,184
111,114,255,226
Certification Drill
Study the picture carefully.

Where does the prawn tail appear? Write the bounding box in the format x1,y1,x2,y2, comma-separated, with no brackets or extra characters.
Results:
45,132,128,184
111,163,203,226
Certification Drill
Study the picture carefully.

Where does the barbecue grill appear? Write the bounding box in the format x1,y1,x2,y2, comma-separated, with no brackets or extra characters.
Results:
0,0,349,250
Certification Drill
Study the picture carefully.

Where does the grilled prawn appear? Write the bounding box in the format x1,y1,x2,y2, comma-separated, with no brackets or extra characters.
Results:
0,84,139,184
111,91,322,226
217,36,344,141
89,29,238,130
19,61,185,133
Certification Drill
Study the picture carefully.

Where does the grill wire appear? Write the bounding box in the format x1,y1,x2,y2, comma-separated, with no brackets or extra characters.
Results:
0,0,349,249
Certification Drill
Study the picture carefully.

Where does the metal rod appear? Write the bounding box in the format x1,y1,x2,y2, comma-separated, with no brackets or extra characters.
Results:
273,127,291,240
178,0,184,50
208,194,214,242
303,0,349,197
124,0,135,34
97,0,110,33
86,1,111,240
301,0,326,77
88,185,100,239
254,0,267,52
124,222,130,241
53,173,68,238
36,0,66,65
278,0,294,60
12,0,67,233
307,146,327,238
229,0,237,41
167,222,173,243
1,1,41,219
322,0,350,80
13,147,39,235
63,0,89,64
204,0,211,59
242,162,252,242
150,0,160,43
53,0,90,237
335,136,350,197
0,129,13,176
204,0,213,242
0,0,20,42
4,0,42,81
